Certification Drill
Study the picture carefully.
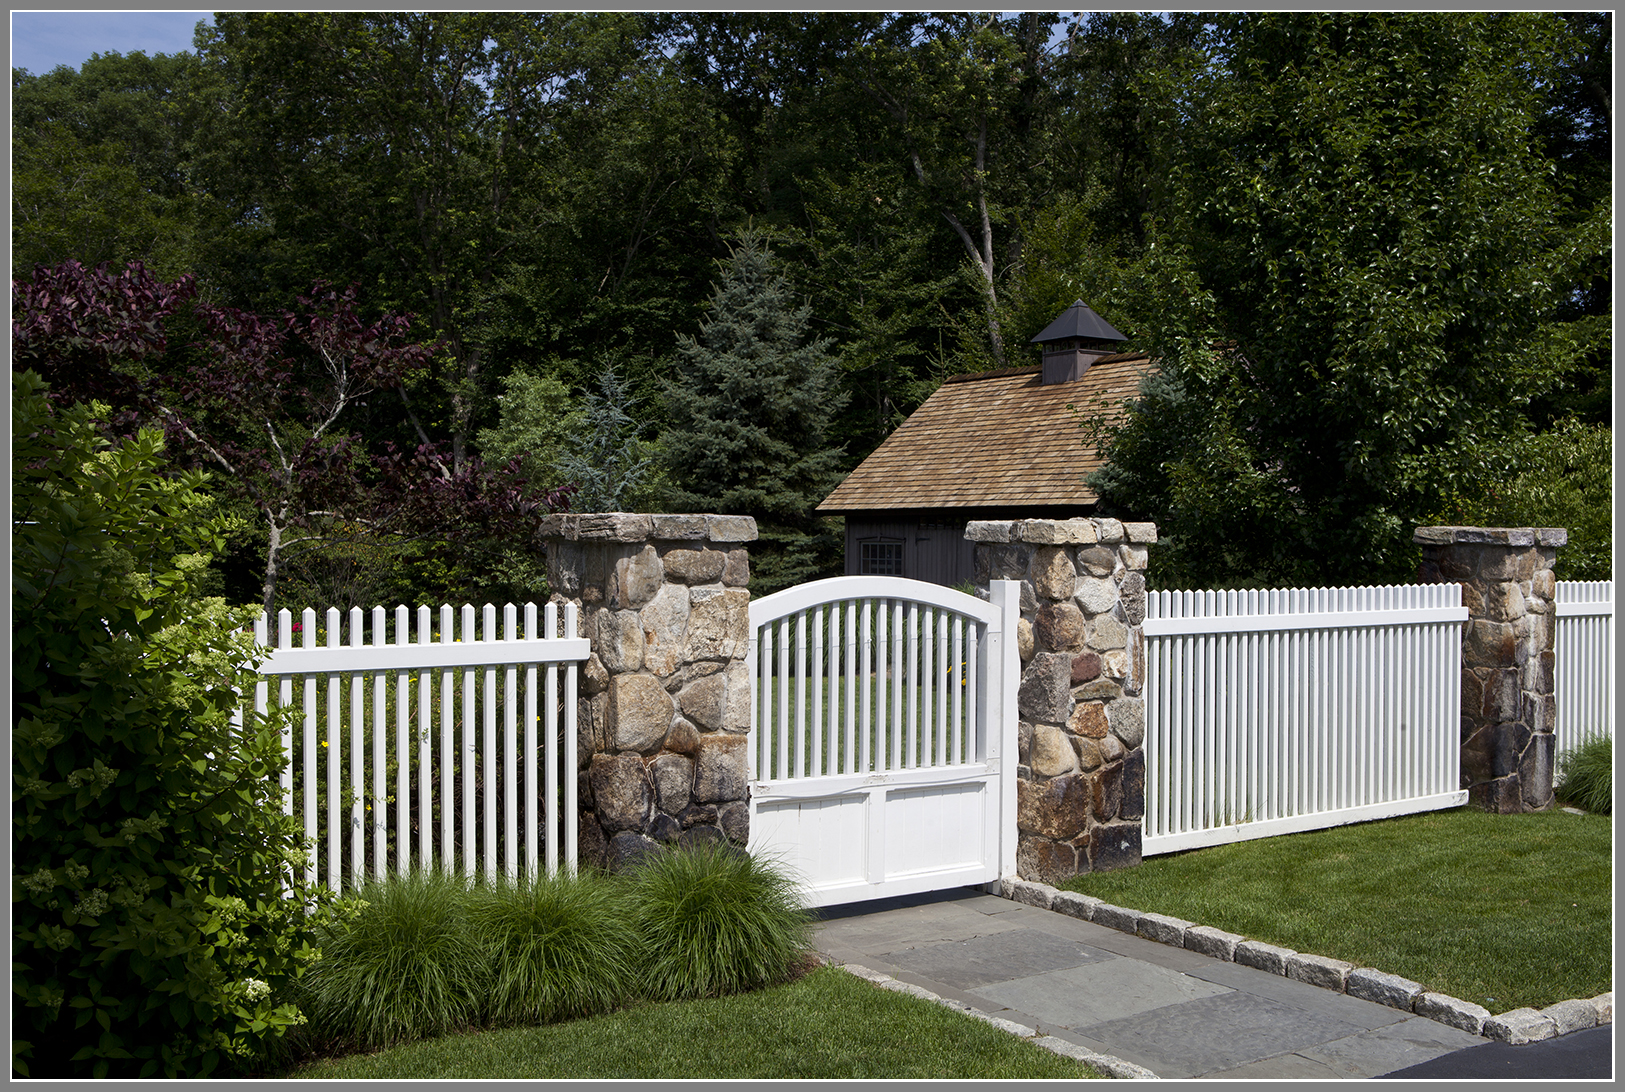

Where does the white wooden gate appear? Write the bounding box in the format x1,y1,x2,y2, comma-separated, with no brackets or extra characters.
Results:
746,577,1019,907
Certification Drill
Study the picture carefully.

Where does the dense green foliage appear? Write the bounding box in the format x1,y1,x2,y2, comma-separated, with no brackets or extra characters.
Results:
1457,420,1613,581
1556,736,1612,815
622,842,814,1002
12,371,324,1078
662,233,848,593
12,12,1611,599
1086,13,1611,588
282,846,809,1064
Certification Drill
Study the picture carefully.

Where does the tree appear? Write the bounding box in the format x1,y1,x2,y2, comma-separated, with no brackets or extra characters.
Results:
660,232,847,591
554,366,656,512
1087,13,1604,588
11,49,216,279
12,261,568,615
12,370,322,1078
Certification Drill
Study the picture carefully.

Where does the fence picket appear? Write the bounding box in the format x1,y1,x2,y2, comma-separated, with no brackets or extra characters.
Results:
1143,581,1468,855
258,600,586,896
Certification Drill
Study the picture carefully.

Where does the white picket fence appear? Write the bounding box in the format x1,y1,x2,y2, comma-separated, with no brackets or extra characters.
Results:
1141,584,1470,855
1555,580,1614,756
252,603,589,894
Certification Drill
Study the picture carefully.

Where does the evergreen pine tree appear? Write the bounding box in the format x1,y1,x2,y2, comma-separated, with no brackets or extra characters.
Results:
554,366,654,512
661,231,848,592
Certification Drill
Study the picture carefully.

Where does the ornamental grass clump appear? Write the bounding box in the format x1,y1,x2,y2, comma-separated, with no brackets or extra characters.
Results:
468,868,637,1026
623,842,813,1002
299,869,489,1052
1557,735,1612,815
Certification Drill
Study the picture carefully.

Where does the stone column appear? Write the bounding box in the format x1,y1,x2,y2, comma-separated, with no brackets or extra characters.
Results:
1415,526,1566,813
539,513,756,869
966,517,1157,884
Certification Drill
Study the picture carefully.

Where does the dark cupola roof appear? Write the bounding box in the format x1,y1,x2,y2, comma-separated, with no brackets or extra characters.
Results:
1030,299,1128,346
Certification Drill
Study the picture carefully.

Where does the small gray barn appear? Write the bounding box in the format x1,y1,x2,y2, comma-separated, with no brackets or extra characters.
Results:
817,301,1153,587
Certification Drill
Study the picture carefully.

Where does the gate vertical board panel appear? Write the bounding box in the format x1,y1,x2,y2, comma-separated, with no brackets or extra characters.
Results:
1556,581,1614,755
747,577,1015,908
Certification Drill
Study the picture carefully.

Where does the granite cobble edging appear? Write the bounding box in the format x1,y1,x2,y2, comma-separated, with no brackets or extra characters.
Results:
837,962,1160,1079
999,877,1612,1046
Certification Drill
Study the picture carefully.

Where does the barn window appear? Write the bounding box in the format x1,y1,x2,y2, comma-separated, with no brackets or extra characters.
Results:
859,540,904,576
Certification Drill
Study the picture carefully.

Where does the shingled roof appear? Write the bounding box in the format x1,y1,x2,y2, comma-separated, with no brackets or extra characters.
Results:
817,351,1154,513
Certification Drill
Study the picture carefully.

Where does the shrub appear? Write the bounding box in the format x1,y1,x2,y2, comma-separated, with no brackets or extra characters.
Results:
624,842,814,1002
12,371,323,1078
468,868,637,1026
1557,735,1612,815
297,869,489,1052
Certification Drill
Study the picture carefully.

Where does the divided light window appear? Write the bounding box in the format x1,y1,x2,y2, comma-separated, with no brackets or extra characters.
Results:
859,540,904,576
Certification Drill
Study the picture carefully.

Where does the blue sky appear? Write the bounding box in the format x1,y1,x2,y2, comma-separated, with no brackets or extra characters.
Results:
10,10,211,75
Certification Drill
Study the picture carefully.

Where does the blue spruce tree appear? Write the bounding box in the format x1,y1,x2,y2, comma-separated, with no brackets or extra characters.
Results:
661,231,848,592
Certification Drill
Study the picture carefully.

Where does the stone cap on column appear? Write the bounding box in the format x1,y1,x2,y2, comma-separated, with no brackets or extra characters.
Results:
965,518,1157,546
539,513,758,543
1414,526,1567,548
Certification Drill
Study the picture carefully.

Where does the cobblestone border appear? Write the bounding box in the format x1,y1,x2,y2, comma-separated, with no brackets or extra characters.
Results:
1001,877,1613,1046
831,959,1159,1079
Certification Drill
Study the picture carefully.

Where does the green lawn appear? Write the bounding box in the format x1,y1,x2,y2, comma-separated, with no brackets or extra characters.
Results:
282,964,1104,1079
1058,807,1612,1011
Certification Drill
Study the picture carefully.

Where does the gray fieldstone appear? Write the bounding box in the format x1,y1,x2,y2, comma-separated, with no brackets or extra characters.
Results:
1091,902,1142,934
614,544,664,608
596,609,645,673
1137,912,1194,947
663,716,700,756
1017,618,1035,662
722,661,752,732
1347,968,1426,1011
677,671,727,732
1087,613,1128,655
1049,890,1101,921
1123,522,1158,544
1483,1008,1557,1045
964,520,1014,543
1094,518,1124,544
1076,546,1117,577
1286,952,1354,991
589,753,650,833
1074,576,1118,615
1592,993,1613,1024
704,514,758,542
1003,877,1057,909
1119,544,1149,570
1542,998,1599,1035
1183,925,1245,961
1235,940,1296,975
608,673,673,753
1034,600,1085,652
1106,697,1145,749
1031,723,1079,776
606,829,659,871
650,753,694,816
639,583,690,677
693,732,748,804
722,548,750,587
1018,652,1074,723
1415,993,1490,1036
1032,546,1077,600
648,514,707,540
661,547,726,585
685,586,750,662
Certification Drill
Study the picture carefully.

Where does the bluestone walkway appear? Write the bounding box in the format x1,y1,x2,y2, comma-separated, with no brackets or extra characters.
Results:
811,886,1611,1080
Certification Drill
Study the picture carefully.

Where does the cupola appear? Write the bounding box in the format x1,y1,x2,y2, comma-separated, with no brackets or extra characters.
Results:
1030,300,1127,384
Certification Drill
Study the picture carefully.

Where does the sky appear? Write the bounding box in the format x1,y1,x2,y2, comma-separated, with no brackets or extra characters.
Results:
10,10,211,75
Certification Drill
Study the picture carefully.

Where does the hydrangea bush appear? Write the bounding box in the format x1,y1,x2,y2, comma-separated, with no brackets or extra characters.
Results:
12,371,327,1077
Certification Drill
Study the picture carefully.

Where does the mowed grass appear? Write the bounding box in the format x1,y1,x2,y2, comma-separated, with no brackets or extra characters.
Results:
1058,807,1612,1011
285,964,1104,1080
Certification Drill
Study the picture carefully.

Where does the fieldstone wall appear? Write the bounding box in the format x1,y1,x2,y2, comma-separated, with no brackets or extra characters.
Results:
1415,526,1567,813
539,513,756,870
966,517,1157,884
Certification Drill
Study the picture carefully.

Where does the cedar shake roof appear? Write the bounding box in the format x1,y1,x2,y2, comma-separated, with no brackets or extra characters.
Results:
818,352,1155,513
